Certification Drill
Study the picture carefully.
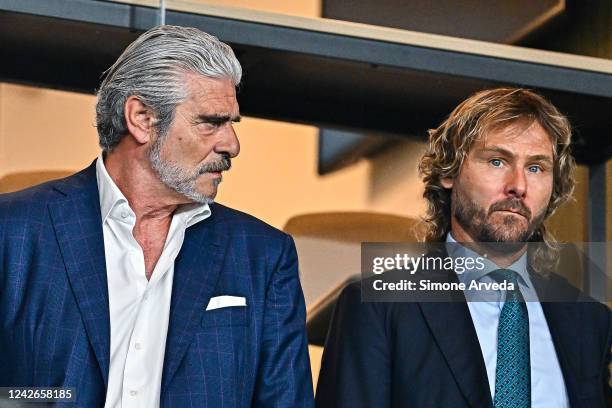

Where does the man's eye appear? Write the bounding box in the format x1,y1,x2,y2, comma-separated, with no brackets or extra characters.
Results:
528,165,542,173
490,159,503,167
198,122,221,131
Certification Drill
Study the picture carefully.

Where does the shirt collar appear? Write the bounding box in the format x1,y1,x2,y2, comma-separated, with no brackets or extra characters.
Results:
96,154,129,224
445,232,530,288
173,201,211,228
95,154,211,227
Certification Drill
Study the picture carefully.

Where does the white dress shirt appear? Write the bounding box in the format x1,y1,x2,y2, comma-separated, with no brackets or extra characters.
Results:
446,233,569,408
96,155,211,408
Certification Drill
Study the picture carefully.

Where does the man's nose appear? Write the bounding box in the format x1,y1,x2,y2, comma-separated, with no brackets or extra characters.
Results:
504,166,527,198
215,123,240,158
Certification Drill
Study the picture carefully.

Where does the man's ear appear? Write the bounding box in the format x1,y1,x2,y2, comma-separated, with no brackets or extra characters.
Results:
124,96,156,145
440,177,454,189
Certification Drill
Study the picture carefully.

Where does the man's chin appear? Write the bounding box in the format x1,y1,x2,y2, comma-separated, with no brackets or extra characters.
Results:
190,188,216,204
190,179,219,202
476,224,534,255
170,185,216,205
479,241,526,257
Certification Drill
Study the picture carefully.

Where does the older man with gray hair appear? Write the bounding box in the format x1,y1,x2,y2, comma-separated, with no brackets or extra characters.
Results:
0,25,314,407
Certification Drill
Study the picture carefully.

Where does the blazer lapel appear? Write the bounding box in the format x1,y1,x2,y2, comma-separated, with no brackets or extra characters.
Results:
48,161,111,386
411,248,492,407
161,213,229,392
420,300,493,407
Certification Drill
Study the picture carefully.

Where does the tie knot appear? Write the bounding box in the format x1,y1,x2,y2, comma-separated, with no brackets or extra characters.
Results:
489,268,520,286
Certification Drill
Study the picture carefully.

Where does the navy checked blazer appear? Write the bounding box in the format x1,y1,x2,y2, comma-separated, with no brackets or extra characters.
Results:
0,160,314,407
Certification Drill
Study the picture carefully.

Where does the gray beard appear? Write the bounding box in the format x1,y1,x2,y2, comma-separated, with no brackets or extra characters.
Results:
148,136,224,204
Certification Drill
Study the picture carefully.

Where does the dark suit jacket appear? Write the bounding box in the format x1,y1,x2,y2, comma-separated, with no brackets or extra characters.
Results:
0,161,314,407
315,271,612,408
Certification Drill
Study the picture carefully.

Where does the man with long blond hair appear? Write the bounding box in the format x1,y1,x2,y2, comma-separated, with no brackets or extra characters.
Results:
316,88,611,408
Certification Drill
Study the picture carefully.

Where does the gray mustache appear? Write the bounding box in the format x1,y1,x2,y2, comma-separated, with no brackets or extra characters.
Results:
198,156,231,174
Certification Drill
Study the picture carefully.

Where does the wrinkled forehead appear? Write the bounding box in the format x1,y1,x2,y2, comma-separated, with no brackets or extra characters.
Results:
178,72,239,115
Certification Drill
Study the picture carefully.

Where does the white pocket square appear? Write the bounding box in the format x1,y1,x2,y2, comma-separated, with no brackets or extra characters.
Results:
205,295,247,311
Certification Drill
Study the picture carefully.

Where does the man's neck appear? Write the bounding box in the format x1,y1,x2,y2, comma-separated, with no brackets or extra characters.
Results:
103,149,189,222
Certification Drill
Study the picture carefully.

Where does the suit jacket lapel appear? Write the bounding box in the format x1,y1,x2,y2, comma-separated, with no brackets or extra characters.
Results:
420,299,493,408
48,161,111,386
161,211,229,392
416,247,492,407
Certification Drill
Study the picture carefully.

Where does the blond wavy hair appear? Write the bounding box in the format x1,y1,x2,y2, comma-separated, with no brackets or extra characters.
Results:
418,88,576,256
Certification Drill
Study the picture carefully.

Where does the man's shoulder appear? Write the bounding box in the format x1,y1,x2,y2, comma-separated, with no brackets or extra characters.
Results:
0,167,96,229
0,176,70,212
209,202,290,242
536,272,611,334
0,166,92,207
338,278,422,317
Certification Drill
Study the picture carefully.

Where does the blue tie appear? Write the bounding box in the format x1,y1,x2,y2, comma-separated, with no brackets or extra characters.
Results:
491,269,531,408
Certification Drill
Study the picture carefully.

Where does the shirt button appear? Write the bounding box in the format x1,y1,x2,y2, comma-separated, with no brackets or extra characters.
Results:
143,293,149,301
121,211,128,219
135,342,142,350
129,390,138,396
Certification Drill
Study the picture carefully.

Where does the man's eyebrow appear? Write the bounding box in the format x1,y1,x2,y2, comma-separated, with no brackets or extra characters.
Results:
480,147,514,157
196,114,241,123
527,154,554,165
480,147,553,164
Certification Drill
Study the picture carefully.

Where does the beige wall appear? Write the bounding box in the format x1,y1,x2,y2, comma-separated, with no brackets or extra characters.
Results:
220,121,427,228
0,84,100,176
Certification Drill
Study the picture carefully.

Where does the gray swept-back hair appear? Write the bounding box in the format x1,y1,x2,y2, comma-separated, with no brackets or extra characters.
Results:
95,25,242,151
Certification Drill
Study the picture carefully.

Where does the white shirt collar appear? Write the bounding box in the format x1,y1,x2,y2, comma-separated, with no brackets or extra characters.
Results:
95,154,211,227
445,232,530,288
